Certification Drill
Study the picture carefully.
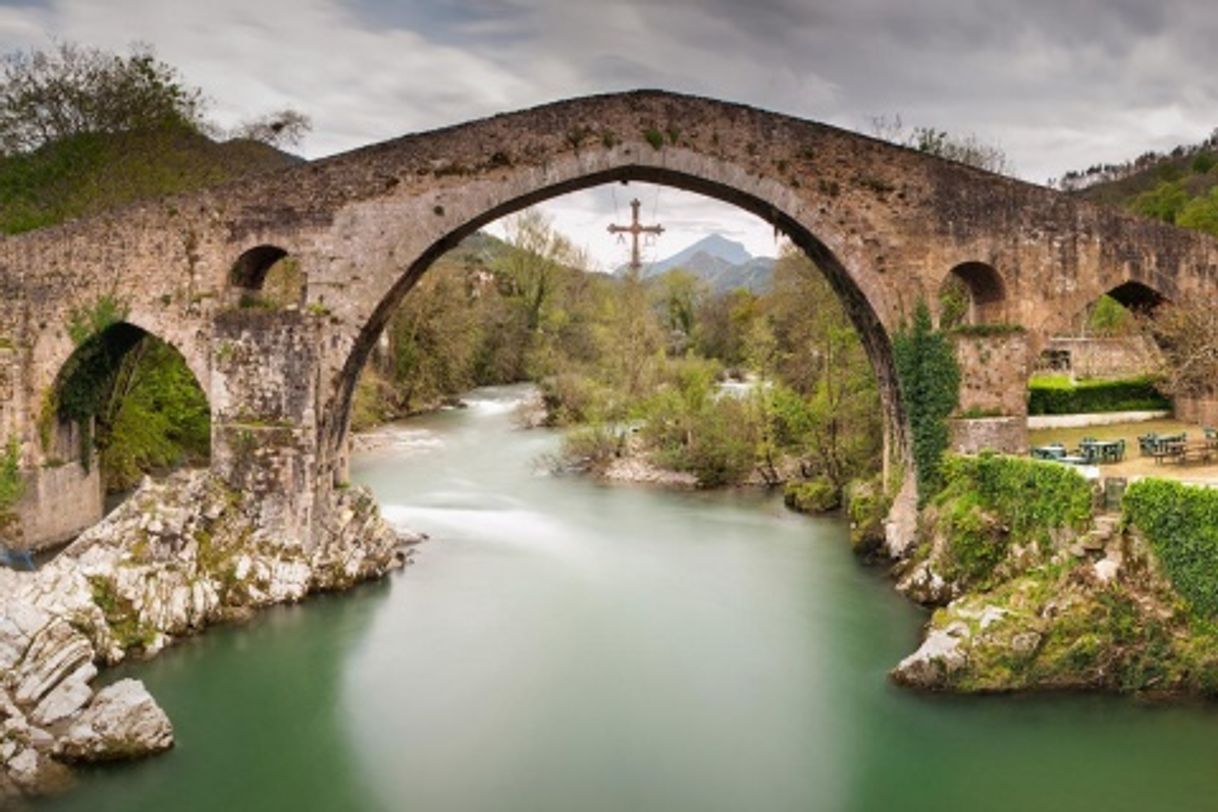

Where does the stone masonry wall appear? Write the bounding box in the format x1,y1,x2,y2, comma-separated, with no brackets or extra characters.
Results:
209,309,322,548
1045,335,1160,379
949,416,1029,455
954,332,1030,418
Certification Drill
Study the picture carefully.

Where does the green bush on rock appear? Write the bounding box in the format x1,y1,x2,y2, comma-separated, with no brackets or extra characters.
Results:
784,476,839,513
1124,478,1218,618
845,476,891,555
934,454,1093,582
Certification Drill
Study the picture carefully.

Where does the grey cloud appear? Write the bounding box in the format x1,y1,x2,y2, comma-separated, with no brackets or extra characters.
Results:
4,0,1218,185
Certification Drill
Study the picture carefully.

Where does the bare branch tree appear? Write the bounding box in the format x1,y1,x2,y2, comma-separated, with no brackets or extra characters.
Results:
231,108,312,148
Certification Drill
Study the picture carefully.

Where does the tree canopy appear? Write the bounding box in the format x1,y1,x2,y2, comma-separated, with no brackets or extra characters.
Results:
0,41,207,155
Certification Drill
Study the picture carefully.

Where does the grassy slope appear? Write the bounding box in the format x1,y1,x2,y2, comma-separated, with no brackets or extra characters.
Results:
0,126,301,235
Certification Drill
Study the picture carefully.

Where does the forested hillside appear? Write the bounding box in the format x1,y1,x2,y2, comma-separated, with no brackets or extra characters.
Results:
1064,130,1218,236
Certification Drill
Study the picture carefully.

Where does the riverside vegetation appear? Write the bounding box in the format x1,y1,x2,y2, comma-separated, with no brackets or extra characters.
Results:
353,218,894,549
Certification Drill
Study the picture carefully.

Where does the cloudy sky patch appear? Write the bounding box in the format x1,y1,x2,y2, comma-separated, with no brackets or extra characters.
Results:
2,0,1216,264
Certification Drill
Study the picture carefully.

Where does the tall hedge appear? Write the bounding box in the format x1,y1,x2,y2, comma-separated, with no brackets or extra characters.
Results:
893,302,960,504
1124,478,1218,618
1027,375,1169,415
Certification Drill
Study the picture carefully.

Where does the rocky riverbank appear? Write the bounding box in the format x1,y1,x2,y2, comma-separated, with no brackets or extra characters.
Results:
889,456,1218,696
0,470,418,803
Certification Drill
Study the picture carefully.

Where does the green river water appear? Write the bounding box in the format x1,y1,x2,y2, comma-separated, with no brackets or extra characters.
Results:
32,385,1218,811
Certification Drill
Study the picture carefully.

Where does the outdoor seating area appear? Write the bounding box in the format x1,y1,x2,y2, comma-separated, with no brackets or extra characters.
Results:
1137,429,1218,465
1031,436,1127,466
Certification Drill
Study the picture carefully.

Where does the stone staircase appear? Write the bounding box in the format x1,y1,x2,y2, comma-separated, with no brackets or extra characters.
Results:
1069,513,1120,559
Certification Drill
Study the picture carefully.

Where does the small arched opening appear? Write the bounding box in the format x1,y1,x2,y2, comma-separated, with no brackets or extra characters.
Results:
1105,280,1167,313
937,262,1006,328
1040,281,1167,379
228,244,305,309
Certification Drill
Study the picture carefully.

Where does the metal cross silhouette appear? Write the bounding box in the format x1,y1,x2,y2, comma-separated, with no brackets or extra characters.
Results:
607,198,664,272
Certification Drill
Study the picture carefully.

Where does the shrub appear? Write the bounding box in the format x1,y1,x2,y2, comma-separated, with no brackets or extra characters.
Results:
559,424,624,469
935,453,1093,581
1124,478,1218,618
784,476,840,513
845,475,891,554
1027,375,1169,415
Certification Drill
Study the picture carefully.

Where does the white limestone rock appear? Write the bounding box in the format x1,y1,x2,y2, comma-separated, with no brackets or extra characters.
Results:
58,680,173,762
0,469,415,797
892,620,971,688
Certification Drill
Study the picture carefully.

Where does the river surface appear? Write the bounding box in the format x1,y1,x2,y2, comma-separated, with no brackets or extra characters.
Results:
35,384,1218,811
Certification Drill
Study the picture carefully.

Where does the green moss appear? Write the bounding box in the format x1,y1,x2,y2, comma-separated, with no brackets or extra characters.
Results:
950,323,1026,337
0,437,23,513
845,476,891,554
643,128,664,150
957,407,1004,418
87,575,157,650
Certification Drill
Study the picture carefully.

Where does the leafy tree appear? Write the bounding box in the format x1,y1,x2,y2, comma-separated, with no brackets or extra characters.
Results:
763,247,882,494
496,209,577,332
1132,180,1191,224
99,338,210,492
0,41,207,155
1085,294,1134,336
653,269,705,353
1176,187,1218,236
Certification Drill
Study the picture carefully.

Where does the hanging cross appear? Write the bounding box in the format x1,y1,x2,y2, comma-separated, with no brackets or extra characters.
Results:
608,198,664,272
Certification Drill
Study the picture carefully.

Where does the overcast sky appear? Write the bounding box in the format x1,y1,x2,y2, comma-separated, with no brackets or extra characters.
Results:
3,0,1216,266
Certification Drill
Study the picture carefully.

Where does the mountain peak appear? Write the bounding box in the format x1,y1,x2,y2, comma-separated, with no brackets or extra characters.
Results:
628,233,754,278
665,233,753,268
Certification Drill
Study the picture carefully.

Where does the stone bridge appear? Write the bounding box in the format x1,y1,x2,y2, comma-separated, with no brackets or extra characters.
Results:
2,90,1217,553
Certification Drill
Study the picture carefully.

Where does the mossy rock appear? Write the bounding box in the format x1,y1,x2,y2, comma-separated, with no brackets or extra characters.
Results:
784,477,840,514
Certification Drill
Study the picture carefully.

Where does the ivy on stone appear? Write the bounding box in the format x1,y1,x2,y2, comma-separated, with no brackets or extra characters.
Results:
893,300,960,504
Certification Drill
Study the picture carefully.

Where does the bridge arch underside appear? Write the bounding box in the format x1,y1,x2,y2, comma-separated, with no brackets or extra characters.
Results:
20,321,212,549
323,164,911,488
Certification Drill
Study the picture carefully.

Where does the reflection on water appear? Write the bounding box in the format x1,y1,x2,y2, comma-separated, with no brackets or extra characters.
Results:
36,384,1218,812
